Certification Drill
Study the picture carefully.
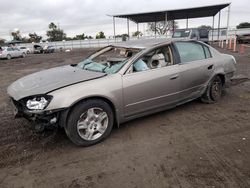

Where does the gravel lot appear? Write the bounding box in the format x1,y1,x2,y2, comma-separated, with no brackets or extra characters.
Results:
0,46,250,188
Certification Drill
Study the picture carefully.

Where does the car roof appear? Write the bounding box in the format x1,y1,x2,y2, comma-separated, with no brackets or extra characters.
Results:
112,38,188,49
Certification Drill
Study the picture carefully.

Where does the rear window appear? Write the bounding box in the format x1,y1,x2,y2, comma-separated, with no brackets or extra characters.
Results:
199,29,209,38
173,30,190,38
20,47,26,49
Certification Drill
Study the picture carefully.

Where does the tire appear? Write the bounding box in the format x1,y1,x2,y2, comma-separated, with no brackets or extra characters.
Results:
65,99,114,146
7,54,11,60
201,76,223,104
22,53,26,58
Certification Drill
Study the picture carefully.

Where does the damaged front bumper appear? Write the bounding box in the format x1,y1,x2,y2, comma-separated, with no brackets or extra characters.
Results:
10,98,66,131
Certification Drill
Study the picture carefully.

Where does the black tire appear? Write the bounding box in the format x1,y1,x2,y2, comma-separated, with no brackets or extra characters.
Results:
201,76,223,104
7,54,11,60
65,99,114,146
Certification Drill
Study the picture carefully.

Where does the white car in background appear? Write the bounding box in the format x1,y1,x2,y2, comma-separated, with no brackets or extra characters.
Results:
18,46,32,54
0,47,26,60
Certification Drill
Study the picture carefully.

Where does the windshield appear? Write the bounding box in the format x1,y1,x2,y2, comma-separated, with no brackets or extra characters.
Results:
172,30,190,38
77,46,140,74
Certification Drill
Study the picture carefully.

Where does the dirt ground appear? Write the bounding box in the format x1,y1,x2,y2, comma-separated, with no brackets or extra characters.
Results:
0,45,250,188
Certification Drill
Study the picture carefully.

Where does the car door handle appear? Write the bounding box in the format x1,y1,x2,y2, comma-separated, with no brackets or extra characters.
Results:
207,65,214,70
170,74,179,80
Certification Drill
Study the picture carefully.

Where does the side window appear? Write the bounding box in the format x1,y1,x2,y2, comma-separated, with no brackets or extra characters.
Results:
203,45,212,58
175,42,206,63
7,48,12,51
131,46,173,73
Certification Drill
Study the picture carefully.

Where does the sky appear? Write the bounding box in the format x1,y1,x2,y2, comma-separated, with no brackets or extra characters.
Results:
0,0,249,40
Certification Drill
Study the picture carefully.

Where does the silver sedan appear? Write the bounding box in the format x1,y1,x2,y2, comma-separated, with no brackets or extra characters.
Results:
0,46,26,59
7,39,236,146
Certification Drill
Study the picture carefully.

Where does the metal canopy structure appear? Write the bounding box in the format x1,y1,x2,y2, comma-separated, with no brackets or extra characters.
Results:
111,3,230,23
110,3,231,44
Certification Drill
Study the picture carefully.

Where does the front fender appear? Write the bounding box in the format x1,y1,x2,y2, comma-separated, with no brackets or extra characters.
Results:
46,74,123,121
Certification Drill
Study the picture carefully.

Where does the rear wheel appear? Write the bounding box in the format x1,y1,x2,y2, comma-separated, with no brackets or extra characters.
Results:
201,76,223,103
65,99,114,146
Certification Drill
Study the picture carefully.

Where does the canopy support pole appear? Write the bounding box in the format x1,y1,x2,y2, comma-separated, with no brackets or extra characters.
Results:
113,17,116,42
212,16,215,43
186,18,189,29
154,22,157,38
137,23,139,39
127,18,130,40
226,4,231,45
172,20,175,32
217,11,221,40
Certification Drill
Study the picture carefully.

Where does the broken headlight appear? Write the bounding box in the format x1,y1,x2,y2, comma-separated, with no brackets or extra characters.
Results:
26,95,52,110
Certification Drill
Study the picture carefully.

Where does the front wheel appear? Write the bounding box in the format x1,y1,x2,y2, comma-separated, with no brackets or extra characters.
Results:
65,99,114,146
201,76,223,103
7,54,11,60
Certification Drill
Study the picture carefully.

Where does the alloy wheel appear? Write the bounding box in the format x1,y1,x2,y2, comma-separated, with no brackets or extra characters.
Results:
77,107,109,141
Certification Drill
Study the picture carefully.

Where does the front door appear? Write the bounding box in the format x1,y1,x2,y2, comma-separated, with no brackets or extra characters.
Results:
122,45,180,118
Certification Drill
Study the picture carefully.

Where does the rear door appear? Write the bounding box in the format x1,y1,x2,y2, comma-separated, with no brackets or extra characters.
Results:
174,41,214,100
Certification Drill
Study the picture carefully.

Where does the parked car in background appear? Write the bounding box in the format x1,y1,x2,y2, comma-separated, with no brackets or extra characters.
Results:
8,39,236,146
43,46,55,53
198,28,210,43
18,46,31,54
33,45,44,54
0,47,26,60
172,28,209,43
237,33,250,44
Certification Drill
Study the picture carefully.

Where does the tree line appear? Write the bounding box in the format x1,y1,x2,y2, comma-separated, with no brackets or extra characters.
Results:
7,22,108,43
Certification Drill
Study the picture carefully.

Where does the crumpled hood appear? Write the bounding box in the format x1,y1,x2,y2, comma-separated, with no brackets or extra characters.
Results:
7,65,106,100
